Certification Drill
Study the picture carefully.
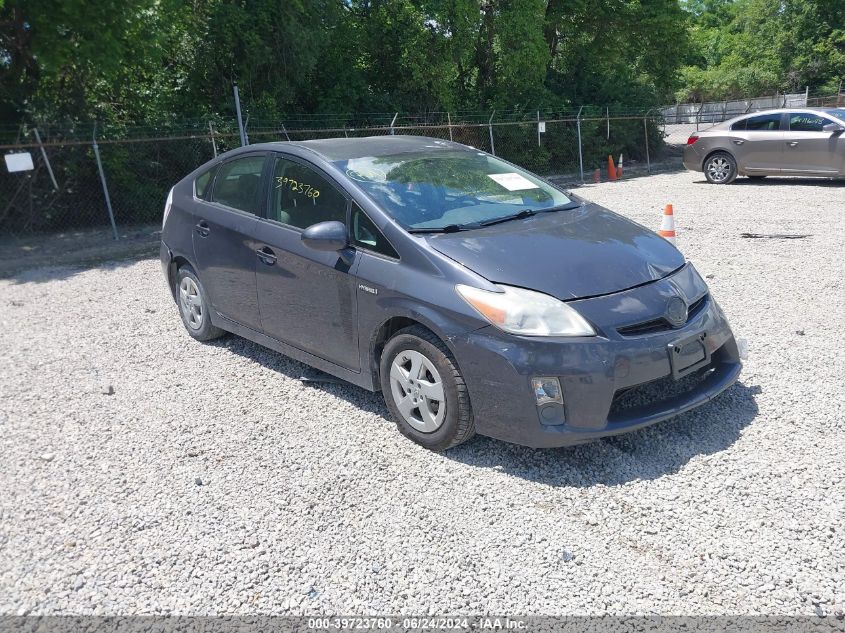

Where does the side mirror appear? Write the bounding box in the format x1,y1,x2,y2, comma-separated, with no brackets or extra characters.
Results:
823,123,844,134
301,220,348,252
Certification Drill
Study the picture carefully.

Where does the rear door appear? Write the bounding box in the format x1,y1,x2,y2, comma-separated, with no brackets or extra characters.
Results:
254,154,360,371
782,112,842,175
730,113,784,173
192,152,268,331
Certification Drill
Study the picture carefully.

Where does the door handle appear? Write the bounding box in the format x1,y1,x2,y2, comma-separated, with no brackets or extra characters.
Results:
787,141,799,147
256,247,277,265
195,221,210,237
732,139,745,145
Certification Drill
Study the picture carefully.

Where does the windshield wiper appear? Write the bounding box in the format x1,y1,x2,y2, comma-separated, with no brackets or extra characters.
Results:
407,224,466,234
476,202,583,229
537,201,583,213
477,208,536,227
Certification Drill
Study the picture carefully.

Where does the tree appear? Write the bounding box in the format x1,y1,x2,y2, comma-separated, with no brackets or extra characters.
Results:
678,0,845,100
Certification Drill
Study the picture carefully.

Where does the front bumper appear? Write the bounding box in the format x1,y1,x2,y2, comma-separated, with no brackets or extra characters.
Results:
451,265,742,448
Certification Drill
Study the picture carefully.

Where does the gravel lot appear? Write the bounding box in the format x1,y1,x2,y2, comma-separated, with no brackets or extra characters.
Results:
1,171,843,616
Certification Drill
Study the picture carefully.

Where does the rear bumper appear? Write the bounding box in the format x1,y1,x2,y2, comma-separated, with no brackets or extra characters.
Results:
683,144,703,172
160,240,176,301
450,268,742,448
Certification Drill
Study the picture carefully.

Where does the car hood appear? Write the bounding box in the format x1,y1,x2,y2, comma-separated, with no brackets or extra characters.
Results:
425,203,685,300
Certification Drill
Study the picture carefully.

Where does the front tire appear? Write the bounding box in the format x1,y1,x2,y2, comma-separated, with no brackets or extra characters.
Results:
379,326,475,451
176,265,225,341
703,152,738,184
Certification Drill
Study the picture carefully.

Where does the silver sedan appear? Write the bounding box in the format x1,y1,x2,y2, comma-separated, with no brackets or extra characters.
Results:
683,108,845,184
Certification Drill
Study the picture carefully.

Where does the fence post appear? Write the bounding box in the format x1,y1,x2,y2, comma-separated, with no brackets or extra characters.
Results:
390,113,398,136
280,123,291,141
32,128,59,191
576,106,584,183
804,85,809,106
537,110,541,147
488,111,496,156
643,114,651,174
606,107,610,140
91,124,119,241
233,84,247,147
208,121,218,157
447,112,454,142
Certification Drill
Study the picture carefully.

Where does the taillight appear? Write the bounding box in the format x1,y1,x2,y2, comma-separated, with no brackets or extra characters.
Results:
162,187,174,229
687,135,699,145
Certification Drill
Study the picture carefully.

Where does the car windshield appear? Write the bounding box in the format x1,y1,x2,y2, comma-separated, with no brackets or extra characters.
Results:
333,150,572,231
825,108,845,123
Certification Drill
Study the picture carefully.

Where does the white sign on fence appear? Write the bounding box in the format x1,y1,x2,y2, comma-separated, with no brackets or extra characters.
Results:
4,152,34,173
538,121,546,133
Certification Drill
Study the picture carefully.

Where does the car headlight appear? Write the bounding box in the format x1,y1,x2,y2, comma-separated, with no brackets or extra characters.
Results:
456,284,595,337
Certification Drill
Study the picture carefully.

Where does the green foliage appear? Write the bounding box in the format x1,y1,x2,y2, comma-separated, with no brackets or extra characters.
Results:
678,0,845,100
1,0,694,127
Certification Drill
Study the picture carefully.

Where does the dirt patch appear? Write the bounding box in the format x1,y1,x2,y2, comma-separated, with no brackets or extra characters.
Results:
0,224,159,278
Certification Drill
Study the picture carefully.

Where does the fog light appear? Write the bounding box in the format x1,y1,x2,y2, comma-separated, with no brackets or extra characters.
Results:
532,377,563,406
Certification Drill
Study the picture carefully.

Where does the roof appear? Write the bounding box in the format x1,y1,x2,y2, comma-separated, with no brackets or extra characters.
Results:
255,135,469,161
731,107,843,118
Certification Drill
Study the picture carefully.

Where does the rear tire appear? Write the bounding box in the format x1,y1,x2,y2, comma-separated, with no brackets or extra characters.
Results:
379,326,475,451
175,265,225,341
703,152,738,184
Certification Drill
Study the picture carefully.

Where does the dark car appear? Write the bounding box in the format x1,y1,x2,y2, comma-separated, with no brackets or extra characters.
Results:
161,136,741,450
684,108,845,183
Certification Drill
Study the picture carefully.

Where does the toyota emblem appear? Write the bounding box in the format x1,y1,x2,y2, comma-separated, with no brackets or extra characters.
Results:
665,297,688,327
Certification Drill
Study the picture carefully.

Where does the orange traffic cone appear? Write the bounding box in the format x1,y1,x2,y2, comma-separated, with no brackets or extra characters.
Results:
607,155,617,181
658,204,676,245
592,168,601,183
617,153,624,178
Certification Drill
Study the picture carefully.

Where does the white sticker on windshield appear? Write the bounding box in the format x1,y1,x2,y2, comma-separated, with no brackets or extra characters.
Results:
487,172,539,191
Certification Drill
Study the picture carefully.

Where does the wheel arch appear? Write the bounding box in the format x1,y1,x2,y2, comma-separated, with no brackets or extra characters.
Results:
701,147,737,170
368,312,463,391
165,253,197,302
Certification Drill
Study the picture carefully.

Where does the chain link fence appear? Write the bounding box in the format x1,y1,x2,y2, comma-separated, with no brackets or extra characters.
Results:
1,112,665,240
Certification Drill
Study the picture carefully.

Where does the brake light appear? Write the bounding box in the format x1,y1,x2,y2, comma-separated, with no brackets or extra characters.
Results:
687,135,699,145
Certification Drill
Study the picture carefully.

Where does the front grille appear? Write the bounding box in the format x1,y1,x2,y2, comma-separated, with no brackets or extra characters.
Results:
617,294,708,337
609,365,714,416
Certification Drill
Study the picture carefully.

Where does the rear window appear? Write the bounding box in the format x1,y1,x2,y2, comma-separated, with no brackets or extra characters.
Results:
746,113,781,131
730,119,747,131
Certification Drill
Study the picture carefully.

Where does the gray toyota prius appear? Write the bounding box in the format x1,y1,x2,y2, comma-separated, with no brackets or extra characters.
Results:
161,136,741,450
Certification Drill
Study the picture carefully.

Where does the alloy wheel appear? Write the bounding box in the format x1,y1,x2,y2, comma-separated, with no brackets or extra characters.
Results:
179,276,203,330
389,349,446,433
706,156,732,183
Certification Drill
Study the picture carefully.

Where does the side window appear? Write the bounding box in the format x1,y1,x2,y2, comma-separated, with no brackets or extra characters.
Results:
270,157,346,229
730,119,747,131
789,112,832,132
745,114,781,132
194,166,216,199
352,203,399,259
211,155,265,214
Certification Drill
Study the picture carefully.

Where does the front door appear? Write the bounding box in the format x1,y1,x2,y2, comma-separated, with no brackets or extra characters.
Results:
782,111,842,175
255,154,360,371
731,112,784,173
192,153,267,331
